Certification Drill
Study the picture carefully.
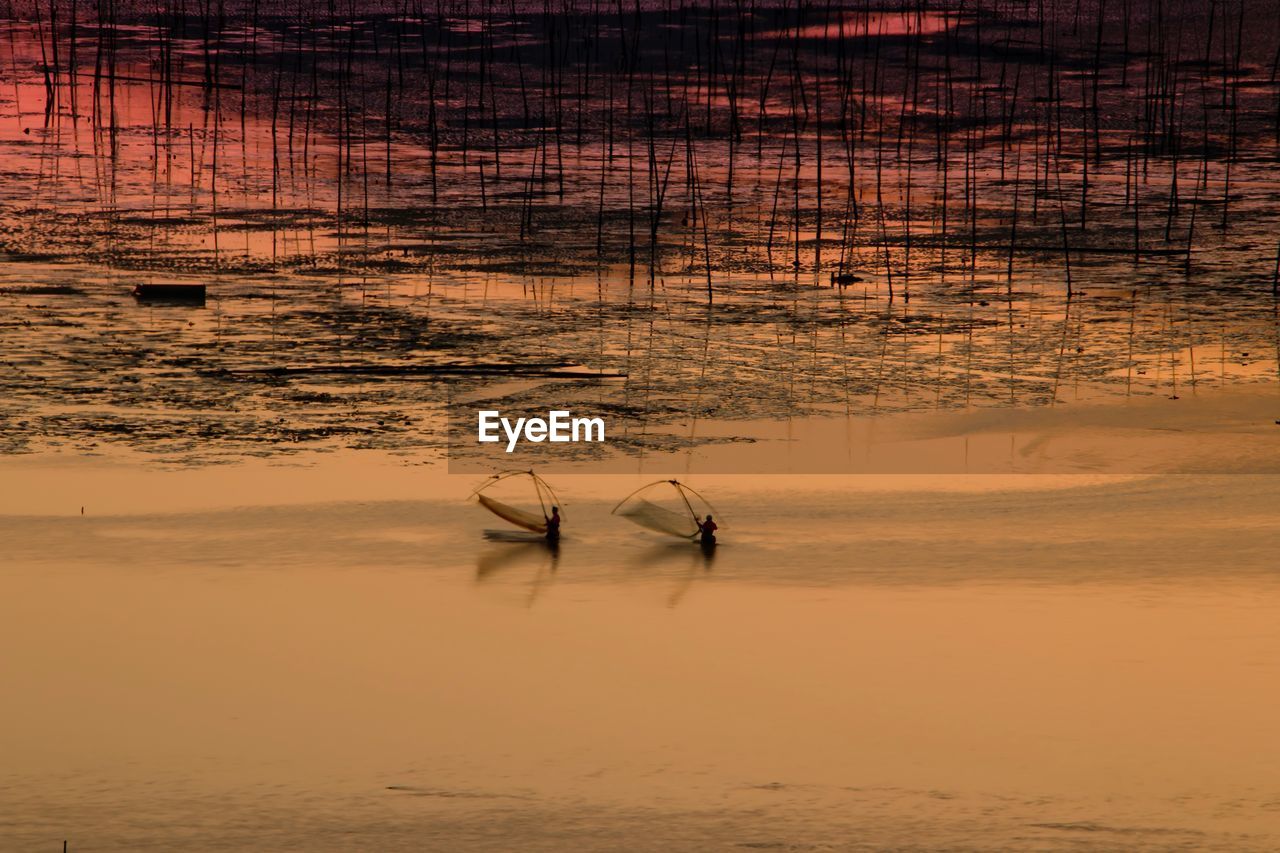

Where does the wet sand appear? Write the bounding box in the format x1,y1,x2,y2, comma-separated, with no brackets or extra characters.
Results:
3,462,1279,851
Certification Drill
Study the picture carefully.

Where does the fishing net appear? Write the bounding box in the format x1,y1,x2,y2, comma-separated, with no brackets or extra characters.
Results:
613,481,720,540
477,493,547,534
616,498,700,539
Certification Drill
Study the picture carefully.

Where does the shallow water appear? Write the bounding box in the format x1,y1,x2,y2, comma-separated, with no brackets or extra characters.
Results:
3,3,1279,466
3,466,1279,850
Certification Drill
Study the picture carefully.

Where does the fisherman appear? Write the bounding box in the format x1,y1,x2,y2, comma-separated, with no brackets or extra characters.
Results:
697,514,717,547
544,506,562,543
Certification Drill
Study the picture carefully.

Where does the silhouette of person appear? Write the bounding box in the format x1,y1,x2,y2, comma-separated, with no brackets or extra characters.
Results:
544,506,561,544
697,514,717,547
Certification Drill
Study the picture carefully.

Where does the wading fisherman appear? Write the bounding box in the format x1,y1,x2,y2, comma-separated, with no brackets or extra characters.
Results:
697,514,717,547
544,506,562,544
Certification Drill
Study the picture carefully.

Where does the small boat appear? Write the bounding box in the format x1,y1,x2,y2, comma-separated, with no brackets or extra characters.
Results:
132,283,206,304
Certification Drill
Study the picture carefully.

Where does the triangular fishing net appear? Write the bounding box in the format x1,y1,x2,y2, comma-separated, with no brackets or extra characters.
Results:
613,481,720,540
616,497,700,538
477,493,547,534
472,471,562,534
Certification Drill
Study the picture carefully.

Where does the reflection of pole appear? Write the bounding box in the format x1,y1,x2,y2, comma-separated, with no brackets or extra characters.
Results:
1274,243,1280,386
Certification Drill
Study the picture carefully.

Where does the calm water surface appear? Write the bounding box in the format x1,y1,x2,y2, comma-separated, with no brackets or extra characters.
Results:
3,467,1278,850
